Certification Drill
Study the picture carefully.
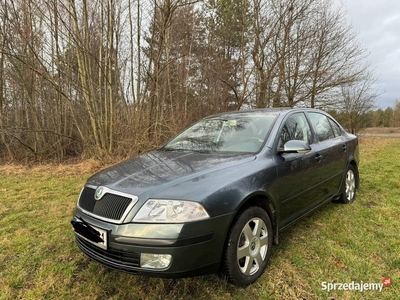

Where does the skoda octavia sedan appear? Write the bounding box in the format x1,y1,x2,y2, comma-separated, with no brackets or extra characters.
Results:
71,108,359,286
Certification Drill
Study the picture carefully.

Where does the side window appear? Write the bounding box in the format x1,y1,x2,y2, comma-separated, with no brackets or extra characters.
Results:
308,113,335,141
328,117,342,137
280,113,311,146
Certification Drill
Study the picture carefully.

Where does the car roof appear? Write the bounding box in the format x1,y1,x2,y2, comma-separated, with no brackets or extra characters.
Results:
205,107,324,119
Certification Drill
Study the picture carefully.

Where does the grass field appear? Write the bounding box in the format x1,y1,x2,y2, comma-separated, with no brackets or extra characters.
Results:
0,137,399,299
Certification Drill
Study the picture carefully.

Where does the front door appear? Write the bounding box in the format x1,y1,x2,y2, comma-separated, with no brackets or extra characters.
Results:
272,113,327,229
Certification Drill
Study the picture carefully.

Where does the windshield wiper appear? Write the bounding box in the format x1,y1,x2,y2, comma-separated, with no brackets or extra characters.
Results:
160,147,189,152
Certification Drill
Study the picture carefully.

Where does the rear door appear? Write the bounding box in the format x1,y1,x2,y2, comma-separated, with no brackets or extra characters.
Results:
306,112,347,197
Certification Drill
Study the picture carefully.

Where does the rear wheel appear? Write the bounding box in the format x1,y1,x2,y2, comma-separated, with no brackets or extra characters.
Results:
338,164,357,204
222,206,273,286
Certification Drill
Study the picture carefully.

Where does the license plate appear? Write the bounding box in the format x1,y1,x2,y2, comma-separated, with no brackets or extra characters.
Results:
73,219,108,250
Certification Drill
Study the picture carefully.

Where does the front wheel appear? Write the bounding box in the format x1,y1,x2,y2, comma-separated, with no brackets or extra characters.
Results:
337,164,357,204
222,206,273,286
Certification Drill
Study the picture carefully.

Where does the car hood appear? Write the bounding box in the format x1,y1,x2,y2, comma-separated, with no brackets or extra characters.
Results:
87,150,256,199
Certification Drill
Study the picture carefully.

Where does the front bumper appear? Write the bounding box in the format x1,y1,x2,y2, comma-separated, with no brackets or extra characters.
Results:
72,210,234,277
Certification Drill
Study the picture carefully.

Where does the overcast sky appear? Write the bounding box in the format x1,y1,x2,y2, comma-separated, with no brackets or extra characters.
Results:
337,0,400,109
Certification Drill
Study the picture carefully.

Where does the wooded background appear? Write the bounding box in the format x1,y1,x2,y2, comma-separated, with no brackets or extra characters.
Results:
0,0,399,162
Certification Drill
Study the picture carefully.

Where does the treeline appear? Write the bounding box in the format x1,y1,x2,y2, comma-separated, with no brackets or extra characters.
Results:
0,0,378,162
329,102,400,133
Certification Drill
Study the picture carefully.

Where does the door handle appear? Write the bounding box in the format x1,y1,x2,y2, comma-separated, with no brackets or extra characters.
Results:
315,153,322,163
342,144,347,152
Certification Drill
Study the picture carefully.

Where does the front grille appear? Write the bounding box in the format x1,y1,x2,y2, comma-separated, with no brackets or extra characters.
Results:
76,236,140,271
78,187,133,221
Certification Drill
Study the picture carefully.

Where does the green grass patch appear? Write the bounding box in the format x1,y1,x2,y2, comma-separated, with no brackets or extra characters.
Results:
1,138,399,299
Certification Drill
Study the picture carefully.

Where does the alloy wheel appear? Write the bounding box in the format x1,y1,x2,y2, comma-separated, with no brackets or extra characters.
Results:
345,169,356,201
237,217,268,276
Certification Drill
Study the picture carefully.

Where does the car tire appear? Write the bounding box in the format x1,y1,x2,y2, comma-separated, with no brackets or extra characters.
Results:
222,206,273,286
337,164,357,204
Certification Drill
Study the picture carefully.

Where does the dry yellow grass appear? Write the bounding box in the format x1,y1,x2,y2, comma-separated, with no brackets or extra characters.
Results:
0,159,109,176
0,134,396,176
360,127,400,134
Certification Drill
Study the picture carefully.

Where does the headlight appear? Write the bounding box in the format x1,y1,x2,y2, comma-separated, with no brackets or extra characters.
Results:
133,199,210,223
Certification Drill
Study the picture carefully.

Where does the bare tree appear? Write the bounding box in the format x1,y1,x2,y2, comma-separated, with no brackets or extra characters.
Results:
305,1,368,109
0,0,379,162
339,71,378,133
0,2,14,159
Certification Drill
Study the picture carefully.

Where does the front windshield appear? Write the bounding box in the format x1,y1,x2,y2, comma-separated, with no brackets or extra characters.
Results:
163,113,278,153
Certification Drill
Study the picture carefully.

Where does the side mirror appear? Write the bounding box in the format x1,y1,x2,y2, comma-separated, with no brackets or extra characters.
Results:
279,140,311,154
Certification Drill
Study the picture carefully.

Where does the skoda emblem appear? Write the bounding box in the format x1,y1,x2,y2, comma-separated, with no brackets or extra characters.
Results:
95,187,105,200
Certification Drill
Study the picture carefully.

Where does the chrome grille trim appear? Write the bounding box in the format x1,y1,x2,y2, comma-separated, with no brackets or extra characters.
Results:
77,184,138,224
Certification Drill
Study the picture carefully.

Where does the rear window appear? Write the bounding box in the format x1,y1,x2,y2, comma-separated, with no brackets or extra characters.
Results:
308,112,335,142
328,118,342,137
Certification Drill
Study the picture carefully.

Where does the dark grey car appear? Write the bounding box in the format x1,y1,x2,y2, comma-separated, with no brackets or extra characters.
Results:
71,108,359,286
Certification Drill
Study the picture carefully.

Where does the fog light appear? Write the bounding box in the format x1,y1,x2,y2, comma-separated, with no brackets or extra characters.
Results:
140,253,172,269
